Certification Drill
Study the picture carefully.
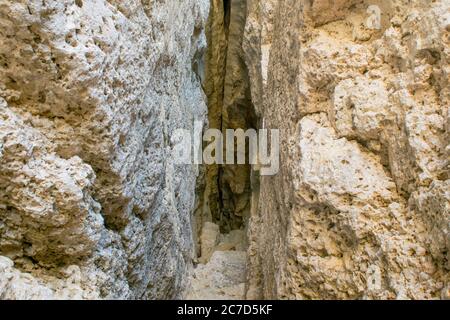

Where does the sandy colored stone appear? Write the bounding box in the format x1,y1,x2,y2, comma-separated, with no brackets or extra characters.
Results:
0,0,210,299
187,250,246,300
244,0,449,300
0,0,448,301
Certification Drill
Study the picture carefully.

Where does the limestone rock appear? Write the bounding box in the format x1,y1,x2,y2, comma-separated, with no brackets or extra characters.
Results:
0,0,448,301
199,222,220,264
0,0,210,299
187,250,246,300
244,0,449,300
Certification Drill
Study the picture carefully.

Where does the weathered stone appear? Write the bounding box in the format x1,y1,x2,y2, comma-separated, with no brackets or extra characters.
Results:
187,250,246,300
244,0,449,300
0,0,448,301
0,0,210,299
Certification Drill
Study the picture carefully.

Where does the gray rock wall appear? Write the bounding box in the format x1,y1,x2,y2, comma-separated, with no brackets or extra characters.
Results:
0,0,210,299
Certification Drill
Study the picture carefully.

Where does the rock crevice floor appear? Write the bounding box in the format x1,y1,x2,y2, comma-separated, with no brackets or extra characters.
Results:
187,223,247,300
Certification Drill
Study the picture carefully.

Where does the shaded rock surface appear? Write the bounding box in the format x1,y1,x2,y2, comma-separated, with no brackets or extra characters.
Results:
0,0,210,299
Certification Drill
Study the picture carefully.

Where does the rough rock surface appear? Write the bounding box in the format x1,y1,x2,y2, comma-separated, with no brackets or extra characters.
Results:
0,0,209,299
244,0,449,299
194,0,254,238
188,0,253,299
187,250,246,300
187,223,247,300
0,0,449,301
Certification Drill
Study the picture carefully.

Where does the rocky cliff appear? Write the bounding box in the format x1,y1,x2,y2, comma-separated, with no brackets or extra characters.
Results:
244,0,449,299
0,0,209,299
0,0,448,300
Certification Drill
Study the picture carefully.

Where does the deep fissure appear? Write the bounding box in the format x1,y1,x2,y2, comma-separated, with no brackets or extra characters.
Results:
200,0,256,238
188,0,256,299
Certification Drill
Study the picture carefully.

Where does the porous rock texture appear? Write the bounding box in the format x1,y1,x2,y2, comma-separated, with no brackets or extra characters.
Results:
244,0,449,299
0,0,449,301
0,0,209,299
187,0,253,300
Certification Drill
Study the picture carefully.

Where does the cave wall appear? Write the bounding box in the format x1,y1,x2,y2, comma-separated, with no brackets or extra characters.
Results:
0,0,209,299
220,0,256,232
244,0,449,299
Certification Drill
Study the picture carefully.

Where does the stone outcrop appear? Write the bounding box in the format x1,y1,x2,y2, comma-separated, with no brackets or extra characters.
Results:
187,223,246,300
187,250,246,300
0,0,209,299
0,0,448,301
188,0,253,299
194,0,254,237
244,0,449,299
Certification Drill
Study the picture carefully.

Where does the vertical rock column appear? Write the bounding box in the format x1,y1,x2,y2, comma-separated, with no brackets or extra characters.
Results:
195,0,255,246
220,0,256,232
187,0,255,300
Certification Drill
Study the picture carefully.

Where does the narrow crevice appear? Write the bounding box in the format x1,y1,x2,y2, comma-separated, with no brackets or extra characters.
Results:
198,0,255,237
188,0,255,300
224,0,231,34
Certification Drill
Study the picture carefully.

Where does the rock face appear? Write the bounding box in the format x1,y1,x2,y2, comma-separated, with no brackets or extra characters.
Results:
187,250,246,300
244,0,449,299
187,224,247,300
0,0,209,299
0,0,449,301
194,0,254,238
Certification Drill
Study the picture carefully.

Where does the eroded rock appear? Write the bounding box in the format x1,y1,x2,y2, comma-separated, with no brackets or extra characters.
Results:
244,0,449,300
0,0,210,299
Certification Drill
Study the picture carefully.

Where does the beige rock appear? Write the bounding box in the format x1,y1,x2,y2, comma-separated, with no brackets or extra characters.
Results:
187,251,246,300
199,222,220,264
244,0,449,300
0,0,448,301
